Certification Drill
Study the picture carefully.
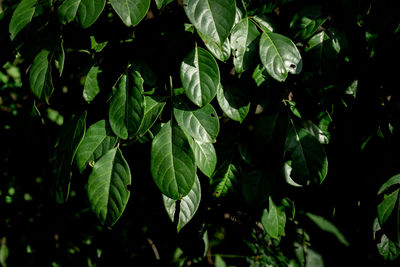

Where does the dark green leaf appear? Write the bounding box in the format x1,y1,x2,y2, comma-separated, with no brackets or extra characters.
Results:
378,189,399,226
55,40,65,77
150,121,196,200
110,0,151,27
58,0,106,28
305,31,330,52
302,120,329,144
211,160,239,198
217,83,250,123
29,49,53,101
290,5,327,40
163,175,201,232
378,174,400,195
75,120,118,172
259,32,302,82
189,138,217,177
87,148,131,226
9,0,38,40
137,96,166,136
181,46,220,107
242,170,269,206
83,65,101,103
155,0,173,10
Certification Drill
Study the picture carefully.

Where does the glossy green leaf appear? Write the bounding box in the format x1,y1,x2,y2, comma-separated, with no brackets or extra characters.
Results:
378,174,400,195
252,15,274,32
150,121,196,200
302,120,329,144
137,96,166,136
211,161,239,198
198,31,231,62
181,46,220,107
231,18,260,73
75,120,118,172
83,65,101,103
242,170,269,206
305,31,330,52
110,0,151,27
284,128,328,185
173,101,219,143
87,148,131,226
9,0,38,40
57,0,106,28
163,175,201,232
189,138,217,177
217,83,250,123
183,0,236,46
109,70,145,139
290,5,327,40
378,189,399,226
259,32,302,82
29,49,53,101
261,197,286,238
306,212,349,246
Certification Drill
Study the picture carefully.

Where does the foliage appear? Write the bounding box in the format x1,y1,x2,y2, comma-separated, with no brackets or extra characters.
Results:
1,0,400,266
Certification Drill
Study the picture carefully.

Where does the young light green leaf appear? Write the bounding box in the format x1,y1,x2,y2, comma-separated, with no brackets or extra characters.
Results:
231,18,260,73
198,31,231,62
83,65,101,103
261,197,286,238
173,101,219,143
57,0,106,28
259,32,302,82
150,121,196,200
242,170,270,206
181,46,220,107
306,212,350,246
210,161,239,198
216,83,250,123
87,148,131,226
90,36,108,52
378,189,399,226
110,0,151,27
189,138,217,177
29,49,53,100
183,0,236,46
163,175,201,232
109,70,145,139
290,5,327,40
9,0,38,40
284,128,328,185
378,174,400,195
75,120,118,172
137,96,166,136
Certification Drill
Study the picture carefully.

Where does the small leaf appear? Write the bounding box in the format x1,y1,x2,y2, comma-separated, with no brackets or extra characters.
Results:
83,65,101,103
155,0,173,10
87,148,131,226
261,197,286,238
150,121,196,200
57,0,106,28
290,5,327,40
109,70,145,139
259,32,302,82
377,189,399,226
163,175,201,232
252,64,269,87
378,174,400,195
231,18,260,73
110,0,151,27
216,83,250,123
90,36,108,52
305,31,330,52
137,96,166,136
181,46,220,107
183,0,236,46
173,100,219,143
210,160,239,198
189,138,217,177
9,0,38,40
29,49,53,101
75,120,118,172
55,39,65,76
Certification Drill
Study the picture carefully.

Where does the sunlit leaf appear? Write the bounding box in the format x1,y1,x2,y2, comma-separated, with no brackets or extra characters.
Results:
110,0,150,27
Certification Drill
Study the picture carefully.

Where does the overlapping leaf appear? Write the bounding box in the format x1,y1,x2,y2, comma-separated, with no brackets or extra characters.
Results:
242,170,270,206
290,5,327,40
137,96,166,136
58,0,106,28
216,83,250,123
198,31,231,62
110,0,151,27
189,138,217,177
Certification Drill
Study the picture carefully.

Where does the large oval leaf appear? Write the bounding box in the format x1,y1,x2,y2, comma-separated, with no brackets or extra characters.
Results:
9,0,38,40
259,32,302,82
29,49,53,101
189,138,217,178
216,83,250,123
173,101,219,143
109,70,145,139
181,47,220,107
150,121,196,200
57,0,106,28
163,175,201,232
110,0,151,27
75,120,118,172
87,148,131,226
137,96,166,136
183,0,236,46
231,18,260,73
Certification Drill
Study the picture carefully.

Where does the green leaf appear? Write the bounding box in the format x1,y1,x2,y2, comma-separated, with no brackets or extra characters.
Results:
9,0,38,40
259,32,302,82
302,120,329,144
83,65,101,103
242,170,270,206
110,0,151,27
290,5,327,40
54,39,65,77
378,189,399,226
75,120,118,172
198,31,231,62
155,0,173,10
57,0,106,28
211,160,239,198
284,128,328,185
90,36,108,52
189,138,217,177
252,64,269,87
216,83,250,123
137,96,166,136
215,255,227,267
181,46,220,107
109,70,145,139
87,148,131,226
163,175,201,232
378,174,400,195
183,0,236,46
306,212,350,246
173,100,219,143
231,18,260,73
150,121,196,200
377,234,400,261
305,31,330,52
252,15,274,32
29,49,53,101
261,197,286,238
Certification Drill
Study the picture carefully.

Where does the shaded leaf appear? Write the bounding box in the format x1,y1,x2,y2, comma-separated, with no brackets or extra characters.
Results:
110,0,150,27
83,65,101,103
9,0,38,40
242,170,270,206
378,174,400,195
29,49,53,101
211,160,239,198
290,5,327,40
137,96,166,136
377,189,399,226
217,83,250,123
